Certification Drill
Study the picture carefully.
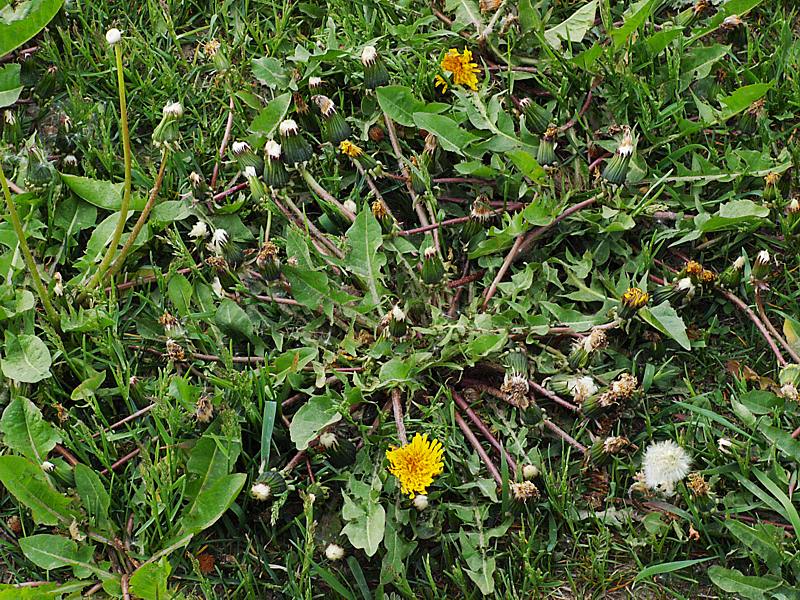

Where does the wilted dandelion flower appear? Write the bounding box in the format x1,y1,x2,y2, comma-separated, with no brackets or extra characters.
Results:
189,220,209,240
687,472,710,497
440,48,480,91
619,287,649,319
386,433,444,498
642,440,691,495
567,376,597,404
511,480,540,502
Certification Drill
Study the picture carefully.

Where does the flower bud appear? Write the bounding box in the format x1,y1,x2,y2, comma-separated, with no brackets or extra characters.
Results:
718,255,745,289
602,127,635,185
421,246,444,285
279,119,313,164
312,95,351,144
256,241,282,280
250,470,287,501
536,125,558,166
618,287,649,319
462,196,493,239
518,98,550,134
750,250,771,282
263,140,289,188
152,101,184,150
361,45,389,89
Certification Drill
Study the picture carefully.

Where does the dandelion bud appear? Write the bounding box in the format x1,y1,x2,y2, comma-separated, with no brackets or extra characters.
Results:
384,304,408,338
652,277,696,307
279,119,313,164
256,241,282,280
263,140,288,188
361,45,389,89
62,154,78,173
763,171,781,202
750,249,771,282
308,76,324,90
602,127,635,185
536,125,558,166
739,99,765,134
718,255,745,288
41,461,55,473
318,431,356,468
371,200,393,232
339,140,378,171
567,328,607,369
105,28,122,45
325,544,345,561
250,470,287,501
522,464,539,480
504,349,529,378
518,98,551,134
24,145,56,194
420,246,445,285
717,437,734,455
413,494,429,511
618,287,649,319
312,95,351,144
587,436,631,466
721,14,746,45
462,196,494,239
152,101,184,150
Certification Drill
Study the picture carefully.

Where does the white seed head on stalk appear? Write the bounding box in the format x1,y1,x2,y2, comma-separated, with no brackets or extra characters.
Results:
105,28,122,45
163,102,184,118
413,494,429,511
279,119,299,136
265,140,282,159
325,544,345,561
361,45,378,66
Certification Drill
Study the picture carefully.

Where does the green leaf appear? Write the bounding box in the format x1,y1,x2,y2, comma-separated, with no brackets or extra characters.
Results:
505,149,545,182
215,298,254,340
544,0,597,49
466,333,507,361
180,473,246,535
168,273,193,315
184,425,242,509
0,456,75,525
0,63,22,108
0,0,64,58
0,289,34,320
719,83,773,119
251,92,292,135
341,491,386,557
634,557,714,582
75,464,111,529
61,174,146,211
129,558,172,600
0,396,61,462
345,209,386,307
722,520,784,570
783,317,800,358
1,333,52,383
377,86,425,127
444,0,482,30
252,56,290,88
612,0,660,49
70,370,106,401
412,112,478,155
640,302,691,350
290,394,342,450
708,566,781,600
19,534,106,580
752,468,800,535
283,265,333,319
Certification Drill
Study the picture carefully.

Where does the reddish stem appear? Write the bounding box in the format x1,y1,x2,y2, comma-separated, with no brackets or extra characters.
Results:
455,412,503,485
452,390,517,477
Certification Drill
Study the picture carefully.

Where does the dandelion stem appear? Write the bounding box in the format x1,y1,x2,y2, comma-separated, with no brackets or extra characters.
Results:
106,151,169,281
542,419,587,454
717,288,787,366
352,160,396,221
279,194,345,259
0,164,60,326
391,388,408,445
455,412,503,485
529,381,580,412
298,164,356,222
80,43,133,300
211,96,235,189
755,290,800,363
452,390,517,477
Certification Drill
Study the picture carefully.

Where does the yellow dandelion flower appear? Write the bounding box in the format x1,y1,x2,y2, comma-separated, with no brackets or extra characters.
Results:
339,140,363,158
440,48,480,91
434,75,449,93
621,287,649,310
386,433,444,498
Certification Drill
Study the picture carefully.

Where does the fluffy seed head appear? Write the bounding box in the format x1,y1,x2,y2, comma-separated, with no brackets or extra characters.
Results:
325,544,345,561
522,464,539,480
279,119,299,137
189,220,209,239
642,440,692,495
250,482,272,501
244,165,257,178
105,28,122,45
733,256,745,270
361,45,378,66
755,250,771,266
617,127,634,157
265,140,282,159
413,494,429,511
567,376,597,403
319,432,337,449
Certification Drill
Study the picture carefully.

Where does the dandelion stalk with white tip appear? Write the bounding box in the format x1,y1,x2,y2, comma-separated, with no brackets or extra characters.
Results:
79,31,133,301
0,164,60,326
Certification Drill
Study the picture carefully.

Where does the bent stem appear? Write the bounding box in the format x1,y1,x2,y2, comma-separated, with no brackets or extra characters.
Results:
0,164,60,326
106,151,169,281
81,43,133,300
298,164,356,222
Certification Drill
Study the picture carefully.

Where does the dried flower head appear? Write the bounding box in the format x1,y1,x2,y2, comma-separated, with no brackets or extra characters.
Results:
195,395,214,423
360,45,378,66
165,339,185,362
159,311,179,332
386,433,444,498
511,480,540,502
779,383,799,402
312,94,336,118
687,472,710,497
567,376,598,403
721,14,744,29
279,119,299,137
610,373,638,401
501,372,530,408
308,76,324,89
202,39,221,57
603,436,631,454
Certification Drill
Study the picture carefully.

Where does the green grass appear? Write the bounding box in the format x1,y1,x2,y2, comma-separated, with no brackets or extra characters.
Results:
2,0,800,598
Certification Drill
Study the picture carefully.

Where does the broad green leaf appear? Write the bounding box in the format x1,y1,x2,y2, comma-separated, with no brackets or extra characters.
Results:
634,557,714,582
290,394,342,450
346,209,386,307
722,520,784,570
251,56,290,88
0,396,61,462
0,456,75,525
0,289,34,320
784,317,800,358
377,86,425,127
184,424,242,508
466,333,507,361
412,112,478,155
341,492,385,557
168,273,193,315
612,0,660,49
544,0,597,49
505,149,545,182
75,464,111,529
0,0,64,57
215,298,254,340
250,92,292,135
180,473,246,534
719,83,773,119
640,302,691,350
61,174,146,211
1,333,52,383
0,63,22,108
708,566,781,600
444,0,481,30
283,265,333,319
380,517,416,587
70,370,106,401
129,558,172,600
150,200,192,225
19,534,106,580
